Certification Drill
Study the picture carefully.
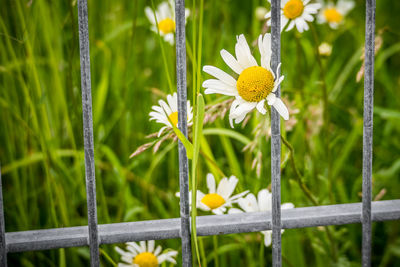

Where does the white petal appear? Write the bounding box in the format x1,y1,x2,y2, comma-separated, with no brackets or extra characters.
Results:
257,189,272,212
212,207,225,215
167,93,177,112
266,93,277,106
230,101,257,117
295,19,305,32
220,49,243,74
157,254,167,264
281,16,289,32
145,7,156,25
273,75,284,93
256,100,267,114
127,242,143,254
235,34,258,68
263,231,272,247
238,193,258,212
282,202,295,209
139,241,146,252
115,247,131,258
286,20,296,32
228,208,244,214
154,245,162,256
229,190,249,202
158,2,170,20
147,240,155,253
203,79,238,96
203,66,237,87
206,173,216,194
272,97,289,120
158,99,172,115
222,175,239,199
216,177,231,199
164,33,175,45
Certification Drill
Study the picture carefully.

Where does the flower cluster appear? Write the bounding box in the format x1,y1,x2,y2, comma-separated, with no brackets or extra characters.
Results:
121,0,358,265
176,174,294,246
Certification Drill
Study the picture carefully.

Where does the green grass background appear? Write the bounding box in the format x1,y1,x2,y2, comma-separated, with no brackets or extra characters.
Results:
1,0,400,266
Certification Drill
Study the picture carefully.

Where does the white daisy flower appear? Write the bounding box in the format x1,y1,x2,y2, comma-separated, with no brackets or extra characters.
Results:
317,0,354,29
202,33,289,127
229,189,294,247
145,0,190,45
176,173,249,215
115,240,178,267
149,92,193,137
265,0,321,33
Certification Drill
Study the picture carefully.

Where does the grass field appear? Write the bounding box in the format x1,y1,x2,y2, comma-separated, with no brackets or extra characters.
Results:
1,0,400,266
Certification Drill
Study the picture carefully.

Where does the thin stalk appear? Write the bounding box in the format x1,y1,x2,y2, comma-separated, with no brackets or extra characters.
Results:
213,235,220,267
310,24,334,204
195,0,204,97
192,0,197,107
280,135,318,206
191,168,201,266
199,237,208,267
259,237,265,267
280,136,338,261
100,248,117,267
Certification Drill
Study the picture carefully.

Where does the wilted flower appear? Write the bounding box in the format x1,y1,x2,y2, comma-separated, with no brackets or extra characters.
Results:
229,189,294,246
265,0,321,33
115,240,178,267
145,0,190,44
203,33,289,127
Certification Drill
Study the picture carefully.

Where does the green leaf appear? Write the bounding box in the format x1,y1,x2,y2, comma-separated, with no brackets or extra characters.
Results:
374,106,400,120
169,117,194,160
202,128,251,145
192,93,205,168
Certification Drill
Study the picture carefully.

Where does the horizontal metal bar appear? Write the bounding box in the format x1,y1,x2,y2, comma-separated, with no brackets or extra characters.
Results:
6,200,400,253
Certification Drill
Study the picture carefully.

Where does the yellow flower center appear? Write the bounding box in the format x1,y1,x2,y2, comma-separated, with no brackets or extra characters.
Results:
237,66,274,102
201,193,226,210
133,252,158,267
323,8,343,23
168,111,178,127
158,18,175,34
283,0,304,19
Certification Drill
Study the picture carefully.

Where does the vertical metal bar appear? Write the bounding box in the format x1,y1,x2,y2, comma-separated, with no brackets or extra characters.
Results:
0,166,7,267
175,0,192,266
77,0,100,266
362,0,375,266
270,0,281,266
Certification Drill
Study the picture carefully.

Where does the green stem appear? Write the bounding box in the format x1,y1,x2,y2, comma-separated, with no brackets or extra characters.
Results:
310,24,334,204
191,168,201,266
100,248,117,267
280,135,319,206
196,0,204,97
199,237,208,267
213,235,220,267
280,135,338,261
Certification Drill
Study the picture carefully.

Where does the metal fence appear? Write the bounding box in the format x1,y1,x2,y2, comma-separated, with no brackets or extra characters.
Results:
1,0,400,266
